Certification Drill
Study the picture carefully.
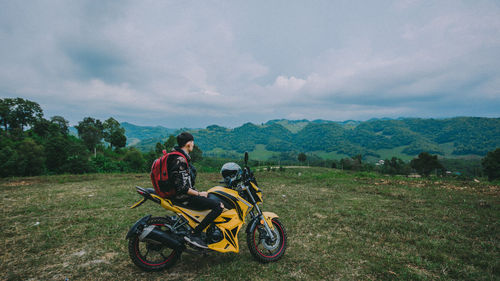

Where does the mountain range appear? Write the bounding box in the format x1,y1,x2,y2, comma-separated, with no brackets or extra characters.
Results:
122,117,500,161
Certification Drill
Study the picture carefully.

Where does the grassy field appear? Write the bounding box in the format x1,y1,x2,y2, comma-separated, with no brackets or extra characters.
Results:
1,168,499,280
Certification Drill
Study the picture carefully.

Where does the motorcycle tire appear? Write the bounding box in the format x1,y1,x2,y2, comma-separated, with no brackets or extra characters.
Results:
128,216,182,271
247,218,287,263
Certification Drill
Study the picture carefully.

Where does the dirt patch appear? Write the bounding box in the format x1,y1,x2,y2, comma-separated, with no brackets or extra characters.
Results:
1,180,39,187
407,264,438,279
72,250,86,257
79,259,110,267
313,213,327,219
103,252,118,260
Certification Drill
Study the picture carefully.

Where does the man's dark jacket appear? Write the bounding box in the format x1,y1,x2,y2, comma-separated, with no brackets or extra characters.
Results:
165,146,197,201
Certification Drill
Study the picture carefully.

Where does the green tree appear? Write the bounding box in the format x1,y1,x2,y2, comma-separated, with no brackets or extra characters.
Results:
60,136,91,174
145,150,158,170
124,149,145,172
103,117,126,150
191,144,203,163
164,135,176,152
32,118,53,137
0,145,19,177
0,98,11,131
16,138,45,176
298,152,307,163
76,117,103,155
351,154,363,171
34,117,67,137
109,130,127,150
410,152,443,177
45,135,69,173
482,148,500,181
380,157,410,175
155,142,164,155
50,116,69,135
352,154,362,164
5,98,43,131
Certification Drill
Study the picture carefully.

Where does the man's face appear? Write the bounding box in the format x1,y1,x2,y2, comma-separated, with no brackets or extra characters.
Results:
186,140,194,153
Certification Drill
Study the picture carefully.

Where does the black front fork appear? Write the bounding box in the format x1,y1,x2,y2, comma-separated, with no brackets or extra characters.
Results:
244,187,276,240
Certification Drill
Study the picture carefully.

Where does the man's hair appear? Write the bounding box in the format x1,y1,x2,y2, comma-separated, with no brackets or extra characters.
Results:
177,132,194,147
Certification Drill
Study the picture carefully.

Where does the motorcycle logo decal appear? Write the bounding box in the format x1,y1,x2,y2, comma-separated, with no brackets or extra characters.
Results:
213,191,244,220
224,229,237,248
215,217,232,224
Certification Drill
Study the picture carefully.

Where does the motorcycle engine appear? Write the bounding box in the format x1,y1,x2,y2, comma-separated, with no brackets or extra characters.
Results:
206,224,224,244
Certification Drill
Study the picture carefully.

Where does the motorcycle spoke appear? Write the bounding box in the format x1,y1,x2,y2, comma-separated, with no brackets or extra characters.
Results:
144,248,150,259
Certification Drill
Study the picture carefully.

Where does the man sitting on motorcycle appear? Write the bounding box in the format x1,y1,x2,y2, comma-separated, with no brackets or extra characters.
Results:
167,132,224,249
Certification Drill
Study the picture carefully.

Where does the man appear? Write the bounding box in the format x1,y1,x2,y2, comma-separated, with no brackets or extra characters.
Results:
167,132,224,248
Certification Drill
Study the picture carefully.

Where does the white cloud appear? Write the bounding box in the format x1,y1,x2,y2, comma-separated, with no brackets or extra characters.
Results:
1,0,499,127
273,76,306,92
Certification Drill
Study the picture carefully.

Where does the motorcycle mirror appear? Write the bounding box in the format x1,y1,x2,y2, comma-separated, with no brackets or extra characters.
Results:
244,152,249,165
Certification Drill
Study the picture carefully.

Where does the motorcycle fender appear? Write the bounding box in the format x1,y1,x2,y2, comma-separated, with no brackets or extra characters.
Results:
246,212,278,234
126,215,151,240
262,212,278,230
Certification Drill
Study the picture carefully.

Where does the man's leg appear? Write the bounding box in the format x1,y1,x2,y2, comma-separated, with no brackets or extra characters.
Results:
184,196,223,248
191,197,223,234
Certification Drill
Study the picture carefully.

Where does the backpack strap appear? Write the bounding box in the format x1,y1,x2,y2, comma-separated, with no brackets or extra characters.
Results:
167,151,189,169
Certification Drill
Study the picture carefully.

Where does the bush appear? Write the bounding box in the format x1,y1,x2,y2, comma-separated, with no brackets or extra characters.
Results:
16,138,45,176
0,146,20,177
123,149,146,172
62,155,93,174
482,148,500,181
410,152,443,177
91,154,122,173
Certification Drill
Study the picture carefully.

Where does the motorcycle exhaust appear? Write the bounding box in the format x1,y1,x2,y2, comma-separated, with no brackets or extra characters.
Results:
139,225,184,251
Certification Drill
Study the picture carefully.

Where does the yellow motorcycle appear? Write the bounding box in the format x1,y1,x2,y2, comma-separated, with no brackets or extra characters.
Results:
126,152,287,271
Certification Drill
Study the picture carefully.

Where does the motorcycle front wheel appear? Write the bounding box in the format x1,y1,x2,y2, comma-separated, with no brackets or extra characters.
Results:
128,216,181,271
247,218,287,263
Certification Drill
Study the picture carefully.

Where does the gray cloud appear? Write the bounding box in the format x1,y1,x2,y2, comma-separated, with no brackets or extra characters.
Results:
0,0,499,128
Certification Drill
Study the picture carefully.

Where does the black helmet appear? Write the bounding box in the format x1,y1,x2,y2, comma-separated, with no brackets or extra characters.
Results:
220,162,242,187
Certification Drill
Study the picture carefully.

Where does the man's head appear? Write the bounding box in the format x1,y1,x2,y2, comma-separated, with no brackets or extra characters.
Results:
177,132,194,153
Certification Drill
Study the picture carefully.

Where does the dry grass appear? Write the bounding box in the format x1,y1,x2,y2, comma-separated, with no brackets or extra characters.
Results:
1,169,499,280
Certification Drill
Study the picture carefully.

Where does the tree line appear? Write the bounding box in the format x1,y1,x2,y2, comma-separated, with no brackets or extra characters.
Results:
264,149,499,181
298,151,499,181
1,98,156,176
1,98,499,181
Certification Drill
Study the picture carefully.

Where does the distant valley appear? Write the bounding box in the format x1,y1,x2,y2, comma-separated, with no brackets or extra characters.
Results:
116,117,500,160
118,117,500,162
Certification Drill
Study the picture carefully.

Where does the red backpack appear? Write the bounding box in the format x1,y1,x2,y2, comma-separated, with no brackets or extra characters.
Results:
150,150,188,198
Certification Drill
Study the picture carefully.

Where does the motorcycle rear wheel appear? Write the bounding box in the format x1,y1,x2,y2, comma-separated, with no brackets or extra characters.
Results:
247,218,287,263
128,216,181,271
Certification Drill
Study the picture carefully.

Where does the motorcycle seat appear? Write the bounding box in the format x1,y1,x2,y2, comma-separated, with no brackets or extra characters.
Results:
144,186,234,211
145,188,157,195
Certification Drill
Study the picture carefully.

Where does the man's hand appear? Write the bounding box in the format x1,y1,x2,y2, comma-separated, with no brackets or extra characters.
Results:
198,191,208,197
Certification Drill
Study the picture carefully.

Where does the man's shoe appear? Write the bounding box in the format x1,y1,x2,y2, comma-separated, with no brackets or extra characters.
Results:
184,233,208,249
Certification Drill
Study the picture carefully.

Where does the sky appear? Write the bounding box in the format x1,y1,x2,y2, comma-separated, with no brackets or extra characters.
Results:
1,0,500,128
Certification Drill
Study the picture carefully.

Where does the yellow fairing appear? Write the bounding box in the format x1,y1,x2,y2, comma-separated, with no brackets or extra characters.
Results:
207,186,253,219
204,186,253,253
154,186,254,253
155,195,212,228
250,182,263,202
207,209,243,253
130,198,146,209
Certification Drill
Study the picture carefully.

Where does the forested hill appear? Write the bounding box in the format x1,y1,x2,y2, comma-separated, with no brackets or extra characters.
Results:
129,117,500,159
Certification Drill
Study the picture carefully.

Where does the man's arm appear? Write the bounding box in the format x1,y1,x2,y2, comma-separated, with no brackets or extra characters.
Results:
170,156,192,195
